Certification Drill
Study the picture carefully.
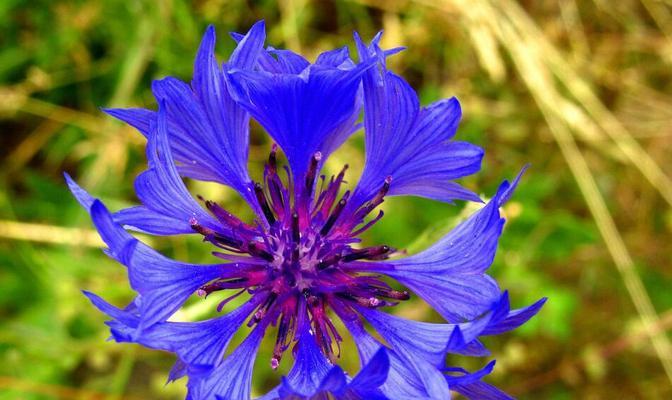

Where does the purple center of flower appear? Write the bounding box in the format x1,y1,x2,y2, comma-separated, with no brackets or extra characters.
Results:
189,145,409,368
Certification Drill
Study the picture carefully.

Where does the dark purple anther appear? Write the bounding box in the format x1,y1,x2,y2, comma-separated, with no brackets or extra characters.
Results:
248,292,278,327
320,191,350,236
254,182,276,225
304,151,322,195
291,212,300,243
198,277,249,296
342,245,392,262
268,144,278,172
248,241,274,262
352,210,385,236
272,311,293,369
317,253,342,270
203,200,252,232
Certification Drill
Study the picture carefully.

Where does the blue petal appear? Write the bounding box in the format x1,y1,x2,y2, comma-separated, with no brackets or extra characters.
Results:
266,47,311,74
191,25,251,186
82,290,139,328
64,172,95,210
83,291,259,375
227,64,367,179
444,360,496,387
150,76,252,196
105,105,225,186
481,292,547,336
371,175,525,322
345,347,390,399
168,359,189,383
275,337,390,400
350,35,482,208
315,47,354,69
188,326,266,400
358,308,492,367
106,23,267,211
343,316,449,400
65,173,194,236
102,107,155,138
446,361,513,400
228,20,267,69
113,206,195,235
445,327,490,357
89,200,234,330
315,367,348,395
451,381,513,400
128,100,225,235
229,28,314,76
278,324,334,398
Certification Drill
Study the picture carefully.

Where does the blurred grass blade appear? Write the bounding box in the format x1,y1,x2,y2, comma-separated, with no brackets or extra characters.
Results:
438,0,672,383
497,0,672,208
0,220,104,247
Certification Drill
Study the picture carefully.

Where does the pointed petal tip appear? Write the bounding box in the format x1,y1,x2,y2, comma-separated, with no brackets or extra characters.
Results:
532,296,549,311
197,25,217,54
496,164,530,206
81,289,96,301
446,95,462,112
90,198,107,214
498,290,511,307
384,46,406,57
446,325,467,350
252,19,266,30
371,346,389,363
372,30,384,44
64,172,98,210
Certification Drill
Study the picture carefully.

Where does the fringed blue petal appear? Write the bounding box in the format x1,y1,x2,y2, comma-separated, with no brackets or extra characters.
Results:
370,172,526,322
106,23,266,212
265,47,311,74
190,25,251,189
83,291,259,377
82,290,139,328
188,326,266,400
113,206,195,235
349,33,482,209
481,291,547,336
64,172,95,210
275,332,390,400
446,361,514,400
89,200,237,330
65,172,198,236
227,62,368,180
358,307,492,367
227,20,267,70
315,47,353,69
278,325,333,398
343,316,448,400
127,99,225,235
102,107,155,137
345,347,390,400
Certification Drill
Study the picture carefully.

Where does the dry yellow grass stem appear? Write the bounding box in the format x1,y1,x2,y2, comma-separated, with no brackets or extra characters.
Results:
436,0,672,384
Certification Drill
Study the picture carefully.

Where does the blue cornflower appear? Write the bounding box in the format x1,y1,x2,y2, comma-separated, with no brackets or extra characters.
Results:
67,21,545,400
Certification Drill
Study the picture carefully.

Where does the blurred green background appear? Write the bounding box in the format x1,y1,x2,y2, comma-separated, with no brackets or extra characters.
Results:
1,0,672,399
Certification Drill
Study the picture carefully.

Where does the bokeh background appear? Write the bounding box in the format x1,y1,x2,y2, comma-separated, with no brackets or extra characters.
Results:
1,0,672,399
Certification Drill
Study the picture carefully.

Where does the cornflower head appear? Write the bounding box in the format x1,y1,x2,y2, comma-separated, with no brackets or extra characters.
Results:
67,21,546,400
